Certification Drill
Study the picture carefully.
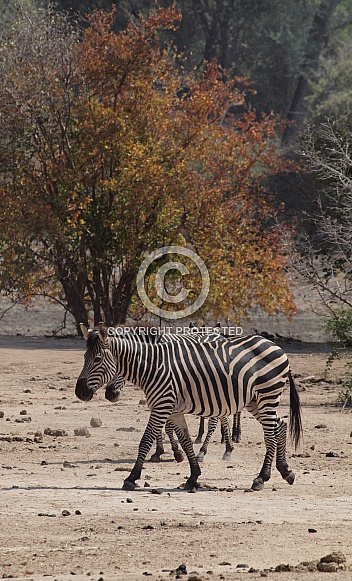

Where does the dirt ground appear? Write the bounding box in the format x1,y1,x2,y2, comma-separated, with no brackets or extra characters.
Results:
0,335,352,581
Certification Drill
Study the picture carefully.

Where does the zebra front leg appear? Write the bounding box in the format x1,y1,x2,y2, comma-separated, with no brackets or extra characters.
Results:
149,430,165,462
165,420,184,462
275,417,295,485
196,417,218,462
168,413,201,490
220,416,234,461
123,409,171,491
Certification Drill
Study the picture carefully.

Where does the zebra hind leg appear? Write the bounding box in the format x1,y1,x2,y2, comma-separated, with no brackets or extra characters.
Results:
232,411,242,443
275,418,295,485
168,413,201,490
219,416,234,461
194,416,205,444
251,424,277,491
149,422,184,462
246,401,276,491
165,420,184,462
196,417,218,462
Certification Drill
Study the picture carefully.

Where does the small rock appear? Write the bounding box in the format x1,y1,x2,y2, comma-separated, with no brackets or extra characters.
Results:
75,510,81,515
62,510,71,516
275,564,293,572
297,561,317,572
74,427,90,437
44,427,68,437
63,461,76,468
90,417,102,428
20,410,27,415
41,460,48,466
320,552,346,564
144,481,151,487
219,561,231,566
314,424,327,429
325,451,341,457
308,528,317,533
142,525,154,530
151,488,162,495
126,498,133,504
34,430,43,437
139,399,147,405
176,564,187,575
237,564,249,568
317,562,339,572
0,411,4,418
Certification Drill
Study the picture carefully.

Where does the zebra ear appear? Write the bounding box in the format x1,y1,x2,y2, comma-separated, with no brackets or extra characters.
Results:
80,323,89,339
97,321,108,341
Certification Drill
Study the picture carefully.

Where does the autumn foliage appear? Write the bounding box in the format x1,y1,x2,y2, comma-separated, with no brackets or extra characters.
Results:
0,4,296,330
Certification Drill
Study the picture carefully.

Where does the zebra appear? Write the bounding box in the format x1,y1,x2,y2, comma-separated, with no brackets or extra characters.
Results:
102,328,240,463
103,369,237,463
76,323,302,491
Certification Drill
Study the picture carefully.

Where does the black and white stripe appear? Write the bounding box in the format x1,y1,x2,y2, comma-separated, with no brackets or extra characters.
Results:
100,351,237,464
76,324,302,491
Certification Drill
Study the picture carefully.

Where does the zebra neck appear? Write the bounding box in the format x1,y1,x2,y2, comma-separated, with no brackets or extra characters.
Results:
110,337,166,390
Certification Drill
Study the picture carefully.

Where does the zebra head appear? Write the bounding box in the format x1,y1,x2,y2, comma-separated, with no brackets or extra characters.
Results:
75,322,117,401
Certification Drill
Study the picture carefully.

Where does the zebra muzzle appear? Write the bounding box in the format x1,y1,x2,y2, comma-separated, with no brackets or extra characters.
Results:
105,383,121,402
75,378,94,402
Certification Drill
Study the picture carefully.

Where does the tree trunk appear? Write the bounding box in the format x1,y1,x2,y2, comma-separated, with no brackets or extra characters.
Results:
282,0,341,146
54,243,89,335
58,276,89,335
111,270,136,325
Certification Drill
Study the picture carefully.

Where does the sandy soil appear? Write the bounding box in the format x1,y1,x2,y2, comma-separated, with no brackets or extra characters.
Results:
0,335,352,581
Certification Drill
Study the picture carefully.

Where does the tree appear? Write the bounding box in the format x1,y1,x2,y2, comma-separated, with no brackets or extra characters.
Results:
288,116,352,317
0,4,295,331
282,0,343,145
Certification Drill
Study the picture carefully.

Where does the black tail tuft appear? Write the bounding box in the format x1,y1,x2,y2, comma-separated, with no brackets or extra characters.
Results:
288,370,303,449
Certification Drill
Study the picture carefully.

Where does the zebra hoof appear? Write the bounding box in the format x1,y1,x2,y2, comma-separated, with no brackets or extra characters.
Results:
184,478,200,491
194,437,202,444
196,453,205,463
284,471,295,485
122,479,137,491
251,476,264,491
149,454,162,463
222,451,232,461
174,451,184,463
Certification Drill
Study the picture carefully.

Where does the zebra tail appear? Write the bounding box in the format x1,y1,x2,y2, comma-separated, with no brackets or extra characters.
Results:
288,369,303,449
